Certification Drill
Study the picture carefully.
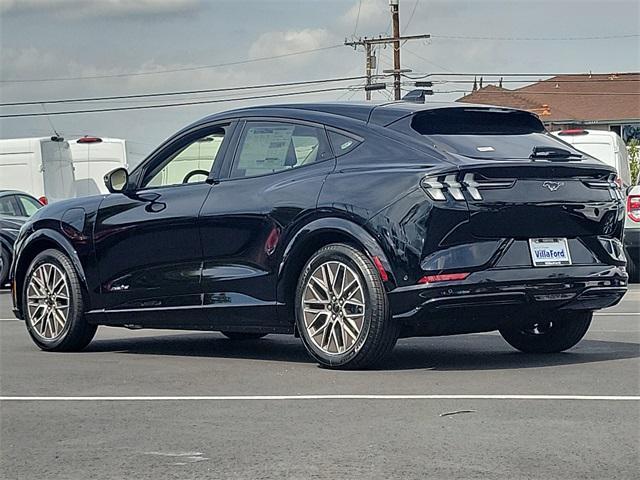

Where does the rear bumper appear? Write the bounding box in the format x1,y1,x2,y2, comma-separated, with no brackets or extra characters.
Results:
388,265,627,336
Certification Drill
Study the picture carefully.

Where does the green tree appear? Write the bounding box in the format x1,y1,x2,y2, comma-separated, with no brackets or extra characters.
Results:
629,139,639,185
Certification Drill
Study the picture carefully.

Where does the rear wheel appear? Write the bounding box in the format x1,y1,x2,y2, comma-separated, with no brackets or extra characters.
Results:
499,311,592,353
295,243,399,369
0,245,9,287
22,249,97,351
220,332,267,340
625,247,639,283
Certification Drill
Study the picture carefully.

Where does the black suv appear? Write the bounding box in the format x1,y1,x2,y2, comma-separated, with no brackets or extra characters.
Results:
10,102,628,369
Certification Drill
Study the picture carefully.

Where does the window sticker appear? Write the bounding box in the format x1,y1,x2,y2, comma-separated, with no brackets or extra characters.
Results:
238,126,295,170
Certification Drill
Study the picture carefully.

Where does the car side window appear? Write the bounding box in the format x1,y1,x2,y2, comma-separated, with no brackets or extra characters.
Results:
0,196,20,216
231,121,330,179
17,195,42,216
142,125,229,188
327,130,361,157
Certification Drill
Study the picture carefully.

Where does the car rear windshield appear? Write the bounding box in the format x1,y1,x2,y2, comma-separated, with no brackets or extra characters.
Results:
410,107,576,160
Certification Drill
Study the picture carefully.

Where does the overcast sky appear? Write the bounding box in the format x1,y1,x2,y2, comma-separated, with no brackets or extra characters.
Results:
1,0,638,163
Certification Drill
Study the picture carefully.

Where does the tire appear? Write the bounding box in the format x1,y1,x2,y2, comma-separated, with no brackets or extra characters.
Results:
220,332,267,340
625,247,639,283
22,249,97,352
499,311,592,353
295,243,399,369
0,245,9,287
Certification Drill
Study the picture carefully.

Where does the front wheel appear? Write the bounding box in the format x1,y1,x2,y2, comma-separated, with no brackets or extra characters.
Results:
295,243,399,369
23,249,97,351
499,311,592,353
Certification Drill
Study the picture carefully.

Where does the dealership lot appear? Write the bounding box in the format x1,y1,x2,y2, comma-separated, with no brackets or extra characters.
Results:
1,288,638,480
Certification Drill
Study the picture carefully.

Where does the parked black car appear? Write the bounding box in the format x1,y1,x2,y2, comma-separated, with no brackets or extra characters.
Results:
9,102,628,368
0,190,43,286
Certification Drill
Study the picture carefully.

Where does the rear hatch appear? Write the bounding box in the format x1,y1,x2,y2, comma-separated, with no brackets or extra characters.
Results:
405,107,625,239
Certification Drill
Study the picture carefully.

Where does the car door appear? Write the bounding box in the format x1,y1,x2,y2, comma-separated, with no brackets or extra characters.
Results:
93,122,234,312
198,118,335,330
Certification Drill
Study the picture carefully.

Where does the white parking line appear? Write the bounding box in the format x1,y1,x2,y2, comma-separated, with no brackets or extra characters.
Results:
0,394,638,402
594,312,639,316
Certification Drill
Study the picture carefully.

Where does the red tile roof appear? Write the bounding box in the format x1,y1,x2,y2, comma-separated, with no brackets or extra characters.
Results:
457,73,640,123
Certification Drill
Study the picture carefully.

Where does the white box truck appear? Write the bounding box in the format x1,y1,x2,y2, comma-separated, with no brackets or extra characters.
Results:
0,136,76,204
68,136,129,196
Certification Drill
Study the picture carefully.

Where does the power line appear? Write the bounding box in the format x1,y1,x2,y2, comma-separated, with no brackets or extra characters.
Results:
0,44,344,84
0,75,371,107
0,86,360,119
353,0,363,36
403,0,421,32
402,47,454,73
431,33,639,41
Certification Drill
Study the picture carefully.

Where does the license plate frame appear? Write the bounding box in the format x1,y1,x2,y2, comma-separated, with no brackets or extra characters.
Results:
528,238,572,267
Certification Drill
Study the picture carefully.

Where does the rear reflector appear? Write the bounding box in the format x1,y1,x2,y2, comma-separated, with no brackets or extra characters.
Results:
77,136,103,144
628,195,640,222
372,256,389,282
557,129,588,136
38,196,48,205
418,272,470,284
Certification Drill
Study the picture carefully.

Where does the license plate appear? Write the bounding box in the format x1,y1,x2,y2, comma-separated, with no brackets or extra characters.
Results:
529,238,572,267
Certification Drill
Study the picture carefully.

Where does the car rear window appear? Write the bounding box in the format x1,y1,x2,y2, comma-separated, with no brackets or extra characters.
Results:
411,108,545,135
409,108,583,160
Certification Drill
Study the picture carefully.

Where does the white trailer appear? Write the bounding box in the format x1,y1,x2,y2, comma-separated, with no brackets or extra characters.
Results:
68,137,129,196
0,136,76,204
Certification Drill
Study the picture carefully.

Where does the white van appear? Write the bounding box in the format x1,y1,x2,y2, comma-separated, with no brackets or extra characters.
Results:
68,137,129,196
552,129,631,186
0,137,76,204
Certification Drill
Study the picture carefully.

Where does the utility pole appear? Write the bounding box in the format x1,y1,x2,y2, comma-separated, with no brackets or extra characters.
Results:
345,1,429,101
365,42,373,101
390,0,401,100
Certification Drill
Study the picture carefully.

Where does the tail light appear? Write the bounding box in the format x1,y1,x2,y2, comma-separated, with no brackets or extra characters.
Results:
421,173,514,201
557,129,588,136
628,195,640,222
77,136,102,144
582,174,624,200
418,272,470,284
38,196,48,205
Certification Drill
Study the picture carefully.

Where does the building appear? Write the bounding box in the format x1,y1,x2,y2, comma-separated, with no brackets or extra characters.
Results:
456,73,640,142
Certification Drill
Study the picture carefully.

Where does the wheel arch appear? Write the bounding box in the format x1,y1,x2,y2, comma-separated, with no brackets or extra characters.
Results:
12,229,89,319
277,217,396,322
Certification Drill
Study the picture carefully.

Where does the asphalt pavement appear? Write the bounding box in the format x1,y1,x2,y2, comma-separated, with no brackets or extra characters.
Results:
1,287,638,479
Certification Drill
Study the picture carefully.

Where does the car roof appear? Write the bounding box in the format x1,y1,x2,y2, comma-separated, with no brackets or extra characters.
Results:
0,190,36,198
198,101,527,127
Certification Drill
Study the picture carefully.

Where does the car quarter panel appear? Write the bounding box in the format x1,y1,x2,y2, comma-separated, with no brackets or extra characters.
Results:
11,195,104,317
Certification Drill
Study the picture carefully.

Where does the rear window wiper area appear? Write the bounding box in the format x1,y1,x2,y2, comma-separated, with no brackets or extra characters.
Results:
530,146,583,161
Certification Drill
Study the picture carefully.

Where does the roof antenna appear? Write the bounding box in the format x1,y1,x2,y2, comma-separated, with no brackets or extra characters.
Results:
41,103,61,140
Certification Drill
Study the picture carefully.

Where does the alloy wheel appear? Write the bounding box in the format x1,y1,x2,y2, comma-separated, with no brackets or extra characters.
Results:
301,260,366,355
26,263,70,340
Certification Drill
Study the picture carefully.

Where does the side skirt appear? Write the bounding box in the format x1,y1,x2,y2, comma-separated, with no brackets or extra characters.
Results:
85,303,294,334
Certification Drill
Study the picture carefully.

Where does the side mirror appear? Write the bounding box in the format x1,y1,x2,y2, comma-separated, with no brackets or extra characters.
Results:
104,167,130,194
